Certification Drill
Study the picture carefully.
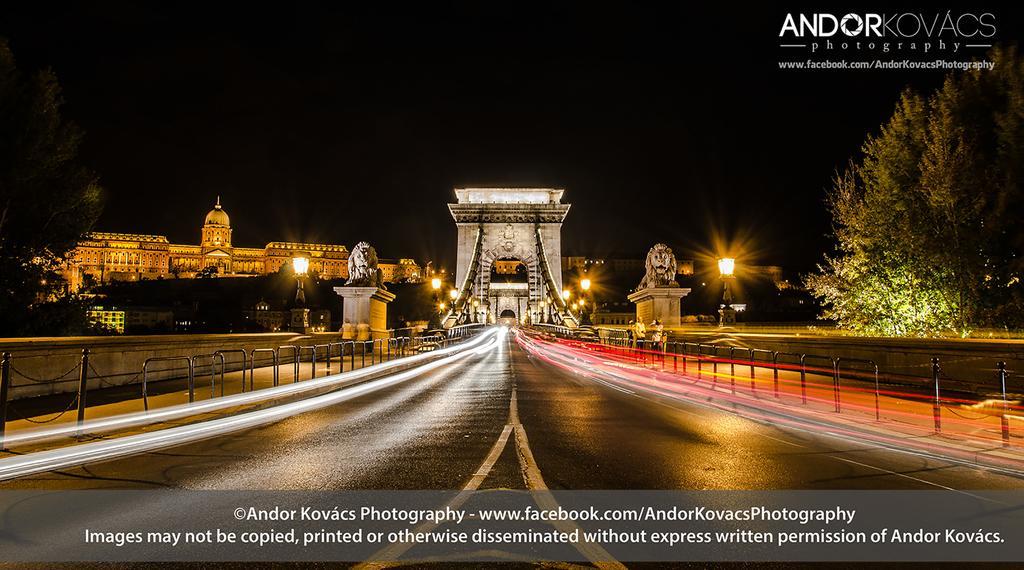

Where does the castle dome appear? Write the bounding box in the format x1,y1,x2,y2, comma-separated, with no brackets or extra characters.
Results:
204,196,230,226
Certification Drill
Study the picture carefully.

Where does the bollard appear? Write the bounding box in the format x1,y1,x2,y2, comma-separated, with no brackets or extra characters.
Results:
0,352,10,448
76,348,90,432
998,361,1010,446
932,357,942,433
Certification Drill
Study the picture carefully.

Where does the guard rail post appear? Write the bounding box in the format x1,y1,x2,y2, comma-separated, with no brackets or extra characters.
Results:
998,361,1010,446
771,352,780,398
932,357,942,433
0,352,11,448
76,348,90,432
798,354,808,404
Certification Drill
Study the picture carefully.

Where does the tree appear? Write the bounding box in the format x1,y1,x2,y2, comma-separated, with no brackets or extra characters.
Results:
807,46,1024,336
0,39,103,335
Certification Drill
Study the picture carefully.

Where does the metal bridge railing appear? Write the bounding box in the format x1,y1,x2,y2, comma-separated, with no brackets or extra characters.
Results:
525,325,1022,448
0,327,492,443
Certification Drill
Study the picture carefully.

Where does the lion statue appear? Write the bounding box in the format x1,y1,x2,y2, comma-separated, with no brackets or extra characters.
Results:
637,243,678,289
345,241,385,289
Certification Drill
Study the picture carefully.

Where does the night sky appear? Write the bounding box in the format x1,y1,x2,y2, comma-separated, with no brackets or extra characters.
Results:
1,3,1020,272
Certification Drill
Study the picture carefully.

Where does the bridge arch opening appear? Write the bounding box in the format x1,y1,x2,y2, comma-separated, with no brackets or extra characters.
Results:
444,187,577,327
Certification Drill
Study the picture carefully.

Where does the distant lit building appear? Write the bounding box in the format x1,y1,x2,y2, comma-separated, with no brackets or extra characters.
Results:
65,198,423,291
562,256,694,276
88,306,125,333
378,258,423,282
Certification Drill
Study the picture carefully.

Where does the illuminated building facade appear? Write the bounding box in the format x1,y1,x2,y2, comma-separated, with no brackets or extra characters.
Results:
65,198,422,291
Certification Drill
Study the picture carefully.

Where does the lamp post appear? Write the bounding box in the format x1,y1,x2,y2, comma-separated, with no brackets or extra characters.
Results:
448,288,460,323
429,278,442,329
717,257,736,326
579,277,592,325
291,254,311,332
293,255,310,305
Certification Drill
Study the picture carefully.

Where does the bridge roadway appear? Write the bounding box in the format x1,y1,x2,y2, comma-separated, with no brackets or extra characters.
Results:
2,328,1020,493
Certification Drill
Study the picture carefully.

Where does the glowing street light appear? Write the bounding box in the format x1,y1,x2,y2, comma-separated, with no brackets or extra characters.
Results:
428,277,445,329
449,288,459,300
578,277,593,325
717,257,735,277
292,254,310,305
562,289,571,301
718,257,736,326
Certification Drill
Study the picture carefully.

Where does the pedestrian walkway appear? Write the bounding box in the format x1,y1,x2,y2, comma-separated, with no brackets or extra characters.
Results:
1,348,414,440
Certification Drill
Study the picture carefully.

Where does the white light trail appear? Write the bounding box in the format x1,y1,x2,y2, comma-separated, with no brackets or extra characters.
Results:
3,329,500,448
0,332,501,481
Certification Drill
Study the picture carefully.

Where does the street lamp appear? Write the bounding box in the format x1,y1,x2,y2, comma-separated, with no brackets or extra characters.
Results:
717,258,735,278
579,277,592,325
718,257,736,326
292,255,310,305
429,278,443,329
449,288,459,301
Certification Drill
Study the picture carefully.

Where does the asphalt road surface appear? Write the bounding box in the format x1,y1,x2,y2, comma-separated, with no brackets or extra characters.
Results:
3,329,1021,493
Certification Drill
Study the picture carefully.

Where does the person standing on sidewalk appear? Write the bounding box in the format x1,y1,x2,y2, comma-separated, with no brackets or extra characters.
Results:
633,319,646,349
651,319,664,351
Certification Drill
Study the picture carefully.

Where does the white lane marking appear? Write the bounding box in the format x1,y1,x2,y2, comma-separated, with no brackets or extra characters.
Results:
508,338,626,570
757,432,807,448
359,330,625,570
471,425,513,481
826,455,991,500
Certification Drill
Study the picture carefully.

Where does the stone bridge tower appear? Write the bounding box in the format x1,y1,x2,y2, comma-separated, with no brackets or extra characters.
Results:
443,187,577,327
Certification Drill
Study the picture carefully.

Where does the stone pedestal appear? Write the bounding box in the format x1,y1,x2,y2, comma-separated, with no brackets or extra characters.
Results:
627,287,691,327
719,306,737,326
290,307,310,333
333,286,396,341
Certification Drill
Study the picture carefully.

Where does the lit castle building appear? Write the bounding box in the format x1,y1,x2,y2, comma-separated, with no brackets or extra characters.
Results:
65,198,422,291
